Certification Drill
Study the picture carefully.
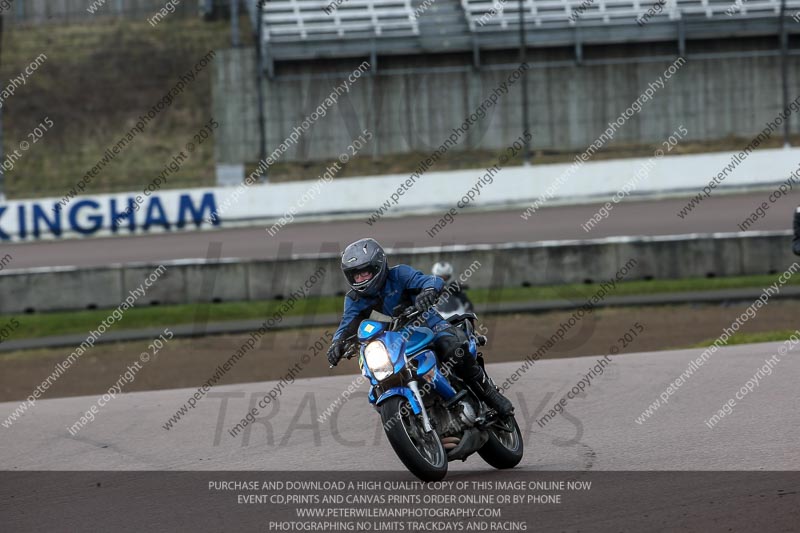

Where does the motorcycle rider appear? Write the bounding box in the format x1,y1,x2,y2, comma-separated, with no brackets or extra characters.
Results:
327,238,513,416
432,261,475,313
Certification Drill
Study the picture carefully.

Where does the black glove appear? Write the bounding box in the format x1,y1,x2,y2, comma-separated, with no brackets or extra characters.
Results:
327,339,345,367
415,289,439,313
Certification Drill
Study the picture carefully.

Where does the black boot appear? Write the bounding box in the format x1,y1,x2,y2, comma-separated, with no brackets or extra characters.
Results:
466,365,514,417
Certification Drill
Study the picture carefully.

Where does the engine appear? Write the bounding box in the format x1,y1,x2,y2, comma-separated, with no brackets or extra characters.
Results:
430,399,478,440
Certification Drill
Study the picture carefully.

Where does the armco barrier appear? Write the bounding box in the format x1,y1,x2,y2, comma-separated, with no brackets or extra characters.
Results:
0,231,793,314
2,147,800,242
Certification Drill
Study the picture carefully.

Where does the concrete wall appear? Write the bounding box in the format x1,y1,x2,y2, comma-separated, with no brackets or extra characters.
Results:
214,39,800,165
1,232,793,314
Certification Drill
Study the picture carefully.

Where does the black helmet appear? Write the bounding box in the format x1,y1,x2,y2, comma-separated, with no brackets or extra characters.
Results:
341,238,388,297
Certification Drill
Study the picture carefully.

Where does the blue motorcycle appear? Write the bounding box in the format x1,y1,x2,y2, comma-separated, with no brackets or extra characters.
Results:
340,306,523,481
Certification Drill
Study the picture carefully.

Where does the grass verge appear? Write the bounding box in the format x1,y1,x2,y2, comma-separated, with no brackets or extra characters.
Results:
690,329,800,348
1,272,797,343
466,272,800,304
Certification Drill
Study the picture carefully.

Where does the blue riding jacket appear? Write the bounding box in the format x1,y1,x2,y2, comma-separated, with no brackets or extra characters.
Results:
333,264,447,342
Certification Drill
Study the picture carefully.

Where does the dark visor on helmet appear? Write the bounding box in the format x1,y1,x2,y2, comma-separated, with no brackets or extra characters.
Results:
344,264,380,288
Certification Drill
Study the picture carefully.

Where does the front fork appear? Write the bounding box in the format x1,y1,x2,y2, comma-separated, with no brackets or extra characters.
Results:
408,380,434,433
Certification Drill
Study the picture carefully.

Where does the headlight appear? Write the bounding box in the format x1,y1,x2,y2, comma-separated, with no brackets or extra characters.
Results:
364,341,393,381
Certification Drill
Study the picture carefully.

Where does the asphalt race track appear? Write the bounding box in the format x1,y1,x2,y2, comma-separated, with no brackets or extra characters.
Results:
3,343,799,531
3,189,798,270
2,342,797,471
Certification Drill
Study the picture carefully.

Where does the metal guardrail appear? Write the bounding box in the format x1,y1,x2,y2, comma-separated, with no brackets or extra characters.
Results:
0,231,794,315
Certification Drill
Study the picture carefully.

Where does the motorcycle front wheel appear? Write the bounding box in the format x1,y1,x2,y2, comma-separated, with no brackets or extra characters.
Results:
379,396,448,481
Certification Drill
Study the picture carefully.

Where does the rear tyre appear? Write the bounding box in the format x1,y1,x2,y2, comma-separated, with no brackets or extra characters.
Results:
478,415,524,469
380,396,448,481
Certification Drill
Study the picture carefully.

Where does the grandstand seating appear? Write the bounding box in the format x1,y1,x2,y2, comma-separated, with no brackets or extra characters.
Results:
461,0,797,31
463,0,648,30
254,0,800,62
262,0,420,41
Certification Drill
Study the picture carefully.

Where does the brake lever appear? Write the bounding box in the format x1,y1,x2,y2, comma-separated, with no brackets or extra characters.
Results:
329,344,359,369
402,306,420,320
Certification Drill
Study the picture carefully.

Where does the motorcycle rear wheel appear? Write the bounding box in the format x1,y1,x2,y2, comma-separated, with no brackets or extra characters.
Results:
380,397,448,481
478,415,524,469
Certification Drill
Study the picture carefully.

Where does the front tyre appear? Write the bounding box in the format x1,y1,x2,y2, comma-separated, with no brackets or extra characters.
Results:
478,415,524,469
379,397,448,481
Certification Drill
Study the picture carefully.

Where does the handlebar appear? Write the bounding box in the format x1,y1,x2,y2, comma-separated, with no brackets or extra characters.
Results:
342,343,359,360
394,305,421,326
404,305,422,317
329,334,359,368
328,306,424,368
